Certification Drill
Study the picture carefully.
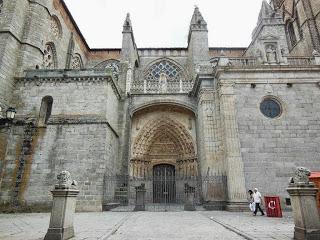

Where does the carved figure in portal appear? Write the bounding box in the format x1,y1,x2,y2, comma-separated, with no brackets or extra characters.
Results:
266,44,277,63
159,72,167,93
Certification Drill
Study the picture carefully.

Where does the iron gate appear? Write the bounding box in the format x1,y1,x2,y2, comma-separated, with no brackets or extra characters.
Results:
103,173,227,211
153,164,176,203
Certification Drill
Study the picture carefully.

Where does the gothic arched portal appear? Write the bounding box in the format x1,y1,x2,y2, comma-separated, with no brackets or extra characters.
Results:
130,116,197,179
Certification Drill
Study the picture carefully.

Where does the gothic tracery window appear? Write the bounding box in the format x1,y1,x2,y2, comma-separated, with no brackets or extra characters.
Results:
94,60,120,81
145,60,181,82
141,59,189,93
51,16,62,39
43,43,57,69
70,54,83,69
105,62,120,81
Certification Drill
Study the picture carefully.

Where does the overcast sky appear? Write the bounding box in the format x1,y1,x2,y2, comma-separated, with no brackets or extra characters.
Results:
64,0,264,48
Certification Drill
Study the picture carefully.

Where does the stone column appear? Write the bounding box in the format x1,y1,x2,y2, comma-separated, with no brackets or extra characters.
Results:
219,82,247,211
287,167,320,240
44,171,79,240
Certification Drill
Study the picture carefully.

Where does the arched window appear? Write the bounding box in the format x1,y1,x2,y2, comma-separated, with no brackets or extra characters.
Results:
38,96,53,127
42,43,57,69
51,15,62,39
70,53,83,69
287,21,297,47
136,59,191,93
94,59,120,81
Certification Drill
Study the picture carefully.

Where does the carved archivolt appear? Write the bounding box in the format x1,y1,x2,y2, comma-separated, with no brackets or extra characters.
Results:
130,116,197,178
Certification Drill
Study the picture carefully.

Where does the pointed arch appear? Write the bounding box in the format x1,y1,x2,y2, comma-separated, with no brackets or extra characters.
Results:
51,15,62,39
70,53,83,69
42,42,58,69
132,57,192,93
94,59,120,81
143,57,188,80
132,116,196,160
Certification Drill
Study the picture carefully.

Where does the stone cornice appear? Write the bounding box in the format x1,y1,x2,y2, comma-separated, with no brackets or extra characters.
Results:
14,114,119,138
15,69,123,99
214,65,320,80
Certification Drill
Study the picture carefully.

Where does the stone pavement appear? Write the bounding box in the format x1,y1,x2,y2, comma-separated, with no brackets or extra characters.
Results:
0,211,294,240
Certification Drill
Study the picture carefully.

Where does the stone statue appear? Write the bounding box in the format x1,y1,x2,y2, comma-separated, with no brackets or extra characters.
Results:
312,49,320,57
55,170,77,189
266,45,277,63
159,72,167,93
289,166,311,185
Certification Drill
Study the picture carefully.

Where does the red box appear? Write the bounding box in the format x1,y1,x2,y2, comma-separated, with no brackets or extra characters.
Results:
310,172,320,212
264,196,282,218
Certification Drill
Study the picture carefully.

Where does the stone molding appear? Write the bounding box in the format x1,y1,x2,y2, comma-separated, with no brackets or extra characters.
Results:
15,71,122,99
14,114,119,137
129,99,197,117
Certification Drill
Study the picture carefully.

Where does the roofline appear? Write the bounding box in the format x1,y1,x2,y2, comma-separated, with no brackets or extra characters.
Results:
89,47,248,52
60,1,248,52
60,0,90,51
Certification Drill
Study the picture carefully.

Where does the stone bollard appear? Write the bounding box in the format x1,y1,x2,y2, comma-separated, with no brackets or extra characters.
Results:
44,171,79,240
134,183,146,211
287,167,320,240
184,183,196,211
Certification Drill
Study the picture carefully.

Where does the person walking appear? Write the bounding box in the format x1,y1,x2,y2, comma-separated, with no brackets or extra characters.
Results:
248,190,255,212
252,188,265,216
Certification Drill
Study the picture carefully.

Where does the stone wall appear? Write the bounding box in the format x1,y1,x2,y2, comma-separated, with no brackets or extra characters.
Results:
232,69,320,206
0,71,121,211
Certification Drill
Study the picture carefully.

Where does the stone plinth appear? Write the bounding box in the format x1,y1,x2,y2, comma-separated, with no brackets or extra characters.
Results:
184,183,196,211
45,171,79,240
287,167,320,240
134,184,146,211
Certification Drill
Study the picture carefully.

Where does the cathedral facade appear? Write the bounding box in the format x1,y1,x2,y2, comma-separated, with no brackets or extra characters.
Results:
0,0,319,211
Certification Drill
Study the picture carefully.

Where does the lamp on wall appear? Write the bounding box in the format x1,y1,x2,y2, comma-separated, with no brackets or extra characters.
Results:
0,106,16,126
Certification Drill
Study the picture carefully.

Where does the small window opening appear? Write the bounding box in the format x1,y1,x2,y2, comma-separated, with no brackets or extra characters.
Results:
38,96,53,127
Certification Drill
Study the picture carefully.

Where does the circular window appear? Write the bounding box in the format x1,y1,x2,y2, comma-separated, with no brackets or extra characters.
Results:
260,97,282,118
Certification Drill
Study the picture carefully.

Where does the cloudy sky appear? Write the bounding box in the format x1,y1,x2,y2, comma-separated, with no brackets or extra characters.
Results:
64,0,264,48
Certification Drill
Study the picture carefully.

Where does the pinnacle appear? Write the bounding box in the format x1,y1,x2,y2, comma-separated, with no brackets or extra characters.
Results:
259,0,275,20
124,13,131,27
190,6,207,28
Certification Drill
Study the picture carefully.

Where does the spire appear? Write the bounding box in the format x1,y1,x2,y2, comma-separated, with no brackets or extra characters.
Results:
189,6,207,31
123,13,132,32
258,0,275,20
